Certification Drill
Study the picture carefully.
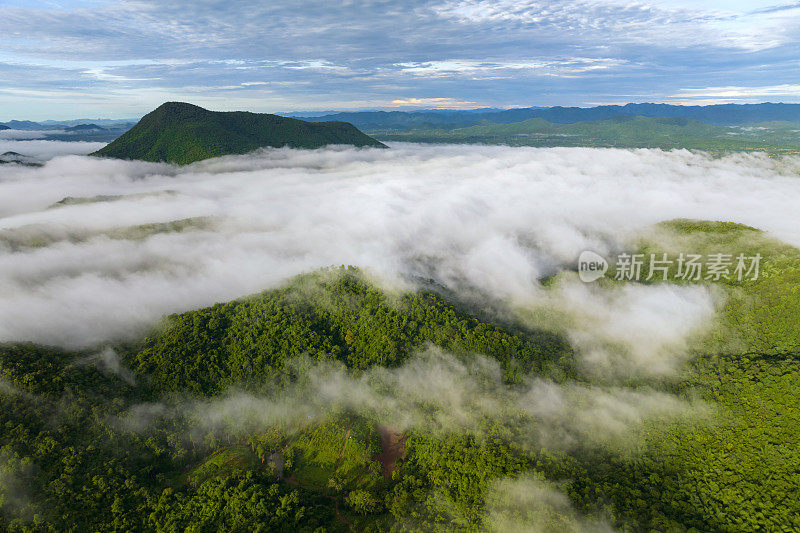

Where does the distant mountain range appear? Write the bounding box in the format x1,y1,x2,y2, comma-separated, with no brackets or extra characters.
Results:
0,118,135,131
297,103,800,130
0,119,135,143
374,115,800,153
6,103,800,134
280,107,518,118
92,102,386,164
3,102,800,158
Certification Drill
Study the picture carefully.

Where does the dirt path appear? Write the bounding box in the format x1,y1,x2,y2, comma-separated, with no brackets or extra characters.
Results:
364,427,372,456
373,425,407,479
336,422,353,466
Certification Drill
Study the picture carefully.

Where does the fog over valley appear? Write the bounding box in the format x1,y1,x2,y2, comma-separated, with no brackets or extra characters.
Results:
0,142,797,351
2,133,800,531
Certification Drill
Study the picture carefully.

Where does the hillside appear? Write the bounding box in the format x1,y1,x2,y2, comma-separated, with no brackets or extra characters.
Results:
92,102,386,164
3,233,800,531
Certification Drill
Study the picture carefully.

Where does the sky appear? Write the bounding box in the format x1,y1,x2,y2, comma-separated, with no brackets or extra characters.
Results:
0,0,799,119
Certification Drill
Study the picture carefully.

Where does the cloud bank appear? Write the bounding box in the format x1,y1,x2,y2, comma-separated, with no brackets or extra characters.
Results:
4,142,794,529
0,139,105,160
1,144,799,353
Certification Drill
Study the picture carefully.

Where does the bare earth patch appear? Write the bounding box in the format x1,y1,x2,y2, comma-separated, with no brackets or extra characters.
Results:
373,425,407,479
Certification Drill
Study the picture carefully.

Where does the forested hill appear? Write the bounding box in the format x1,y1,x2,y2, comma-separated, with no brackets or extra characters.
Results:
92,102,386,164
3,227,800,531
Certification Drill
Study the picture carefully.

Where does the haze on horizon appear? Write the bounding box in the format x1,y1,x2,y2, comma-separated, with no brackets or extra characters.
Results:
1,0,800,120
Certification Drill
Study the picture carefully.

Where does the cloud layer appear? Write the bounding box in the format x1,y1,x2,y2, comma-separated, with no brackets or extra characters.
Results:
1,144,799,352
4,142,796,528
0,138,104,160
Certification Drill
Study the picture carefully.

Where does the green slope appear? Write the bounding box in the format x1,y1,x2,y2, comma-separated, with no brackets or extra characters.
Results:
563,221,800,531
4,226,800,531
92,102,386,164
128,267,571,395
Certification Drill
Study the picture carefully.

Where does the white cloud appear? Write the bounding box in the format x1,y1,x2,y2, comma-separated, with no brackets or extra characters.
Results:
396,58,629,78
530,279,718,378
485,475,613,532
671,84,800,104
0,0,798,115
0,139,104,160
122,348,701,451
0,144,799,350
433,0,799,51
390,97,478,108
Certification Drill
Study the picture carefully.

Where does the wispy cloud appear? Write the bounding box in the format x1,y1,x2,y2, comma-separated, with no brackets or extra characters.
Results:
430,0,782,50
671,84,800,103
749,1,800,15
390,97,478,108
0,0,798,116
395,58,629,79
1,144,799,348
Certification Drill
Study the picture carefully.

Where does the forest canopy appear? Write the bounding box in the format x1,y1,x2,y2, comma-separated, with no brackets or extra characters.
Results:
1,216,799,532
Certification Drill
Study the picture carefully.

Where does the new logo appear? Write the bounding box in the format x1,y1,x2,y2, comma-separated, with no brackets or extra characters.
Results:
578,251,608,282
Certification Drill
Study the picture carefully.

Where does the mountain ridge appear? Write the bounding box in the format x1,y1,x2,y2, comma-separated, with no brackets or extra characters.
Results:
370,114,800,153
65,123,106,132
298,102,800,129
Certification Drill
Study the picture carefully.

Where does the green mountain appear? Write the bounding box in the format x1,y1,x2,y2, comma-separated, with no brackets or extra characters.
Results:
92,102,386,164
4,230,800,531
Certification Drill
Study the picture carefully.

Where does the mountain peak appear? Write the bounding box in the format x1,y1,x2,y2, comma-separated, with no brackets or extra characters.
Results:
92,102,386,164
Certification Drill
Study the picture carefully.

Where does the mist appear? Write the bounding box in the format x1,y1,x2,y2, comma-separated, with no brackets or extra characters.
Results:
1,144,799,353
0,130,55,141
120,348,703,452
0,139,105,160
485,475,613,533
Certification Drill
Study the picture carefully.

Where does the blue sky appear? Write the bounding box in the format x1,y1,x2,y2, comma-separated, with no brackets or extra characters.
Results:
1,0,799,119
